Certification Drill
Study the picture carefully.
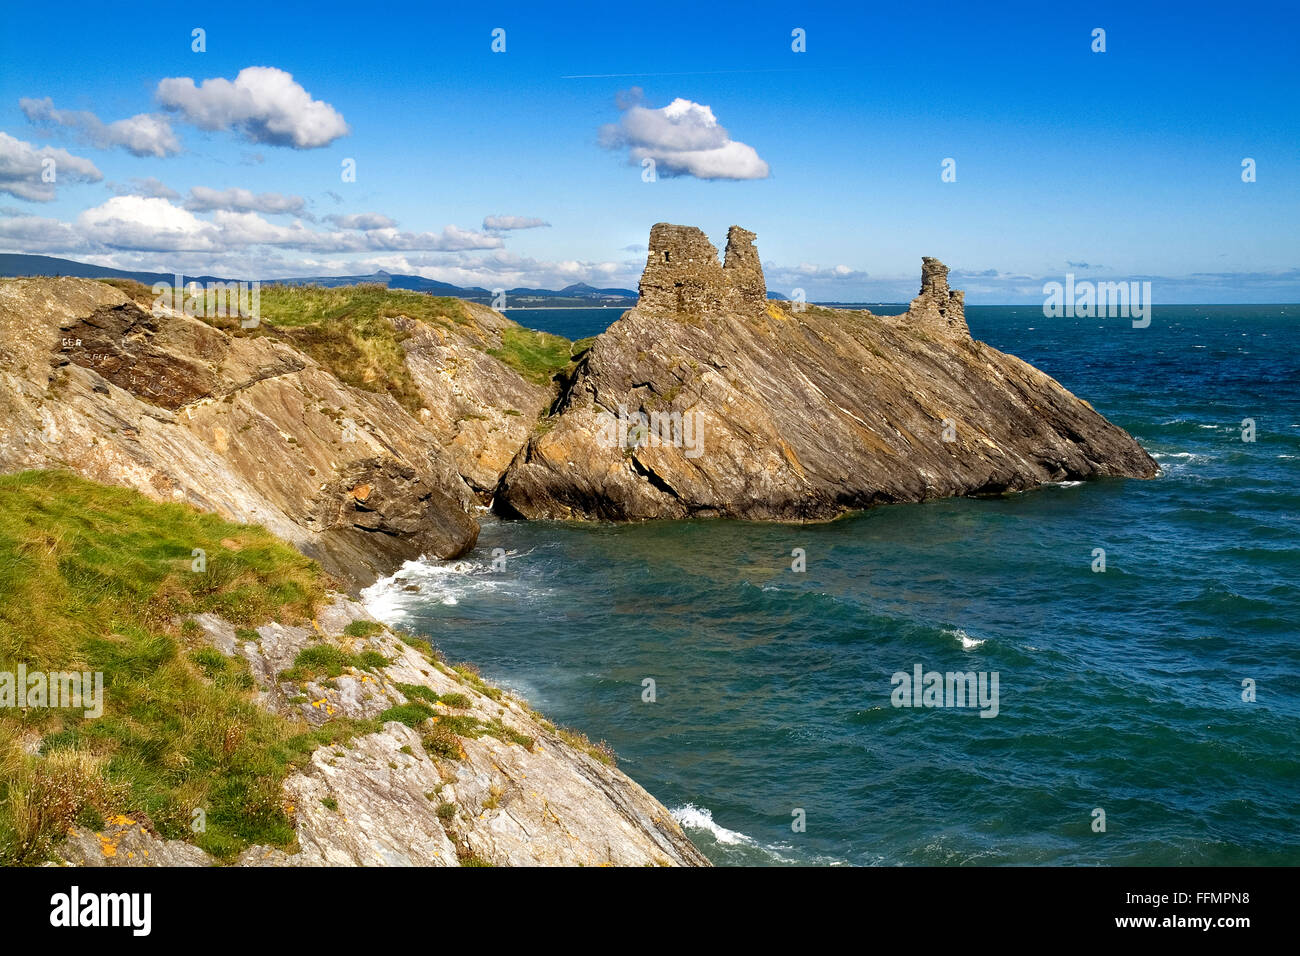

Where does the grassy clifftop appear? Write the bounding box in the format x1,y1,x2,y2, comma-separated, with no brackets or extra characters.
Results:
99,279,577,413
0,470,329,863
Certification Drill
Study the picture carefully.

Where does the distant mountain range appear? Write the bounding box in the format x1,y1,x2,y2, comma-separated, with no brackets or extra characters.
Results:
0,254,640,309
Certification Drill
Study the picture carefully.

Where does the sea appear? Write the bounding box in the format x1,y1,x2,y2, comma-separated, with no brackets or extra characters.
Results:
364,304,1300,866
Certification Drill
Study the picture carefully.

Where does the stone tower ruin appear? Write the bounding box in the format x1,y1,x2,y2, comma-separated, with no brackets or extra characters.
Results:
638,223,768,317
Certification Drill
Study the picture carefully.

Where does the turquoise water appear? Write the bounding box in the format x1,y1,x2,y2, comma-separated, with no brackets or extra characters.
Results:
366,306,1300,865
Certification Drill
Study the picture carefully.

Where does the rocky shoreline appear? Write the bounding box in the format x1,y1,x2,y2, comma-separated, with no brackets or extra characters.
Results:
52,592,707,867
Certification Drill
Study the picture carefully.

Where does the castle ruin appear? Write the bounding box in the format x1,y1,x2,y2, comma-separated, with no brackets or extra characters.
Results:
637,222,968,337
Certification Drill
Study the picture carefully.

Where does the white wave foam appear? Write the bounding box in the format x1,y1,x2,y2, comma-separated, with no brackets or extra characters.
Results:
1151,451,1206,461
361,550,539,622
945,628,985,650
670,804,849,865
670,804,756,846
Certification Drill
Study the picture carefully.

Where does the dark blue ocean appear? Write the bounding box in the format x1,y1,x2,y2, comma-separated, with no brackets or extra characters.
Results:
370,305,1300,865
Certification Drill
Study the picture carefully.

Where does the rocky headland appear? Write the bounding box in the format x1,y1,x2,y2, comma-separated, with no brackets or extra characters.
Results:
495,223,1157,520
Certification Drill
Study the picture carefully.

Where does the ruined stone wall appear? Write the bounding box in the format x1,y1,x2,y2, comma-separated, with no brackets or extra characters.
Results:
722,226,767,313
907,256,968,337
638,222,768,317
637,224,967,337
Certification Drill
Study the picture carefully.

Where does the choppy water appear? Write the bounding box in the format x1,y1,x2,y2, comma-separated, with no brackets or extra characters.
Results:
366,305,1300,865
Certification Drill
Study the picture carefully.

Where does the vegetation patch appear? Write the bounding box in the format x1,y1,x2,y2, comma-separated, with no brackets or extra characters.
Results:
279,645,389,683
376,701,435,728
450,663,502,700
396,683,442,706
0,470,326,864
343,620,384,639
486,326,573,387
556,726,617,767
201,284,472,415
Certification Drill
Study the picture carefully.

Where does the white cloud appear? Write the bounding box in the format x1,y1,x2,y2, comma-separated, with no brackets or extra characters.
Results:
326,212,397,230
208,209,318,247
77,196,221,251
65,196,501,256
764,262,869,297
156,67,349,149
600,91,769,180
0,132,102,201
20,97,180,158
0,212,87,252
337,223,503,253
348,250,635,290
483,215,550,231
186,185,307,216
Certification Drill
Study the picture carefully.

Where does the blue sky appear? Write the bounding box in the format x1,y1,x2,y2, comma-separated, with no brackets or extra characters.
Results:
1,0,1296,302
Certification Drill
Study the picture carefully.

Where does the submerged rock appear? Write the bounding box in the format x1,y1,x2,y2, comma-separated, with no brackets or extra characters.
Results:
495,223,1157,520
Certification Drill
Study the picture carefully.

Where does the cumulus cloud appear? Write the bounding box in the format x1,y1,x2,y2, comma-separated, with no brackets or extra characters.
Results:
599,89,769,180
344,223,502,253
20,97,180,158
185,185,307,216
0,132,102,201
483,215,550,231
156,66,349,149
0,212,87,252
326,212,397,230
77,196,221,251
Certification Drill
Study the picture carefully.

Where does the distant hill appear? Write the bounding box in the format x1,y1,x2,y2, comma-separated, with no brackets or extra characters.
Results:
0,254,638,308
0,254,232,287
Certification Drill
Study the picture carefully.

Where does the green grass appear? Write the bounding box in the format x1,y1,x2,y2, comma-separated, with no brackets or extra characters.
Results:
376,702,435,728
256,284,462,415
450,663,503,701
343,620,384,639
396,683,442,706
487,326,574,387
556,726,617,767
0,470,328,865
279,646,390,683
